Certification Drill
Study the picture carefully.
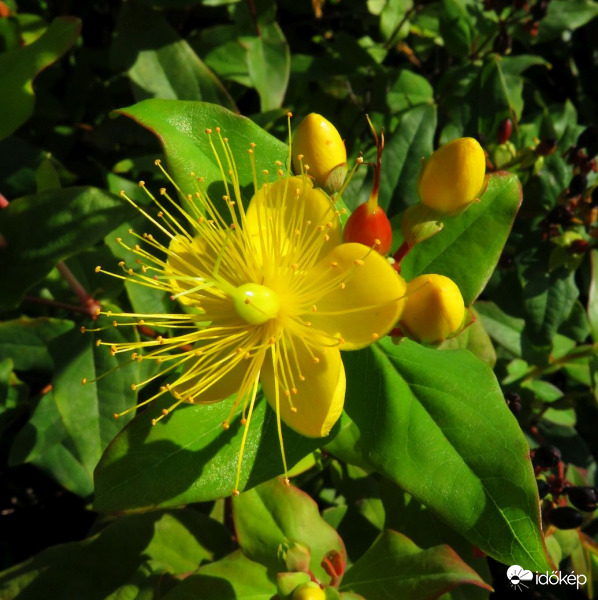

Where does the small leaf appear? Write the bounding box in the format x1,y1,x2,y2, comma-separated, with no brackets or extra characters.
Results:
0,16,80,141
233,478,346,583
339,530,492,598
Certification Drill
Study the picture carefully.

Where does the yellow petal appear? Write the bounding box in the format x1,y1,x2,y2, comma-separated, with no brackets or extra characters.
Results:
261,337,345,438
245,176,341,266
173,345,258,404
308,243,407,350
166,235,241,322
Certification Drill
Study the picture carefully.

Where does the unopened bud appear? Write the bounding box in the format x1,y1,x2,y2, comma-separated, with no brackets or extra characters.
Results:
292,113,347,193
291,582,326,600
417,138,486,214
399,274,465,344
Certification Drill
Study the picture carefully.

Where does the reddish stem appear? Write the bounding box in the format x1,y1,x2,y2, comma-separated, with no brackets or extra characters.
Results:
24,296,99,316
56,261,101,318
392,241,412,272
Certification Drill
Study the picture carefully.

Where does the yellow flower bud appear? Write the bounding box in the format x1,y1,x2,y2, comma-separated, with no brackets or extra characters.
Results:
291,582,326,600
417,137,486,214
399,274,465,344
292,113,347,193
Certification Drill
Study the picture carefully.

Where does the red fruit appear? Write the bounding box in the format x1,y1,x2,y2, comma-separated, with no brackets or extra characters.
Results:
343,202,393,255
497,118,513,144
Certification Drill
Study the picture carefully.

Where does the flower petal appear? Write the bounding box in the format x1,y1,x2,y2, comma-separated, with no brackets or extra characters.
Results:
245,176,342,267
308,242,407,350
261,337,345,438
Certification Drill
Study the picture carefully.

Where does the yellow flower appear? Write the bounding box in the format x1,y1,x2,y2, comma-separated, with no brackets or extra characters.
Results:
399,274,465,344
417,137,486,214
292,113,348,193
90,126,406,494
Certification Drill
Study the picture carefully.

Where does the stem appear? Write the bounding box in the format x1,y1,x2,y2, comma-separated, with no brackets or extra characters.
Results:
247,0,261,36
392,241,412,272
56,261,101,318
24,295,99,316
523,344,598,382
365,115,383,209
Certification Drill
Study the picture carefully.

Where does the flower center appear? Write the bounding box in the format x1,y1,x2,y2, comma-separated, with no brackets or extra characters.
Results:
232,283,280,325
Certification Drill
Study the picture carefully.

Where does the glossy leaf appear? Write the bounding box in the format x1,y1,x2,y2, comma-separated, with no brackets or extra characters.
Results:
233,478,345,583
113,2,237,112
10,324,138,496
94,393,334,513
0,187,135,310
589,250,598,342
331,338,551,573
0,510,231,600
381,103,437,215
400,172,522,306
114,100,287,199
0,317,74,372
339,530,492,598
0,16,80,141
161,550,275,600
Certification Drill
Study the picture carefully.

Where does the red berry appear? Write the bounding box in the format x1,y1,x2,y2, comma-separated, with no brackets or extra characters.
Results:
343,202,393,255
497,118,513,144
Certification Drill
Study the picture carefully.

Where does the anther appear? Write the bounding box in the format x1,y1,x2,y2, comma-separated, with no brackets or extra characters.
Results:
113,413,119,419
240,418,247,425
96,339,102,347
291,406,298,413
131,383,137,391
138,180,145,187
215,127,220,133
162,408,169,416
324,234,330,242
233,489,240,496
157,211,163,218
297,154,304,160
119,190,126,197
116,237,122,243
205,128,212,134
313,357,320,364
299,375,305,381
291,263,299,270
250,142,256,148
244,352,251,360
95,266,101,273
113,320,118,327
331,261,338,268
80,326,86,333
339,282,346,290
244,298,251,304
222,421,230,430
269,337,276,345
372,333,379,340
292,388,298,395
138,319,145,325
155,159,161,165
374,239,381,246
355,259,365,266
283,478,290,486
82,377,87,385
118,261,125,267
311,305,317,312
287,111,293,118
151,419,157,426
262,169,269,175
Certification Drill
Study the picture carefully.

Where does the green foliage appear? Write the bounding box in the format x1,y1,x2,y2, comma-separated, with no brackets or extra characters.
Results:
1,0,598,598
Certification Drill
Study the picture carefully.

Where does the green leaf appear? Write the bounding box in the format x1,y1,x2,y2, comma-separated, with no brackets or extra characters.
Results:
0,16,80,141
94,393,334,513
518,246,579,348
112,3,237,113
161,550,275,600
387,70,434,114
114,99,287,198
333,338,551,573
233,478,345,583
382,103,437,215
534,0,598,42
10,324,139,496
401,172,522,306
589,250,598,342
0,317,73,371
0,187,135,310
339,530,492,598
439,310,497,367
380,484,491,600
242,22,290,112
0,510,231,600
439,0,474,58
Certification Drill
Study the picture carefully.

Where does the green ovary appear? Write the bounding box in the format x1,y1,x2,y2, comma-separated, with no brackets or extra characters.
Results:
232,283,281,325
